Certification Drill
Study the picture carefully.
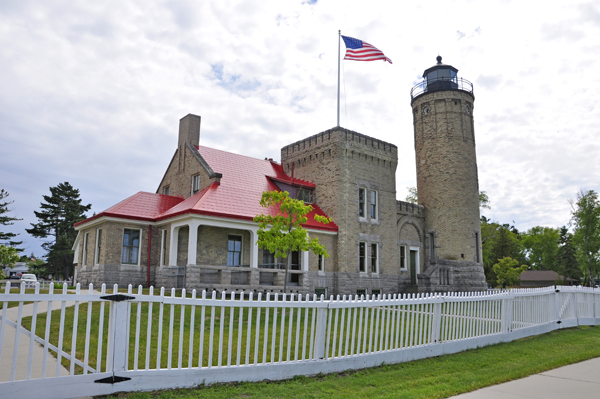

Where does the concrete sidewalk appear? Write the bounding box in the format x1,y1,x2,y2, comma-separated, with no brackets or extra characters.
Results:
450,357,600,398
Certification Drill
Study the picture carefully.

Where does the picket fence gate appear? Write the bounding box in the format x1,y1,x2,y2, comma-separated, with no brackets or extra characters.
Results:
0,283,599,399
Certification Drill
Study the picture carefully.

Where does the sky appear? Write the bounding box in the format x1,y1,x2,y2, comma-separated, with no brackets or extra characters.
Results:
1,0,599,257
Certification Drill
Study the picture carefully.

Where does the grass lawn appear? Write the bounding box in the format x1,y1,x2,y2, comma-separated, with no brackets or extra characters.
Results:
98,326,600,399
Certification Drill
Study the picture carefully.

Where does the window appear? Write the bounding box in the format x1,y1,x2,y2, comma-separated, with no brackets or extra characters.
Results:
371,243,378,273
94,229,102,265
372,288,382,297
429,233,436,260
192,175,200,195
82,232,89,266
318,254,324,272
315,287,327,298
475,232,480,263
370,190,378,219
160,229,167,266
400,245,407,269
263,248,275,267
358,188,366,217
227,235,242,266
297,188,313,203
163,186,170,195
122,229,141,264
359,242,366,272
356,288,367,298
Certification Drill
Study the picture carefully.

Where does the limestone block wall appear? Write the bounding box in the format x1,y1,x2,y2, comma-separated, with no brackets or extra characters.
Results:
281,127,400,296
157,145,211,199
75,221,162,287
412,90,482,264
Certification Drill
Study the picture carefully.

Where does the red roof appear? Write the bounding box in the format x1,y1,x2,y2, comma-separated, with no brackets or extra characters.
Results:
76,146,337,232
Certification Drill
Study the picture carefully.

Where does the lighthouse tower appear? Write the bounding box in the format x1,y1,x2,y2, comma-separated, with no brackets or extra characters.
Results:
410,56,487,291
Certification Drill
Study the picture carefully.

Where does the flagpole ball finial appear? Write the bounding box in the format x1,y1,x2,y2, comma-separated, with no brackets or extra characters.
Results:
436,55,442,64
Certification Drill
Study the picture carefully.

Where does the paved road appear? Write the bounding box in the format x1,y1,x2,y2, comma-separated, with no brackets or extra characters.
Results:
450,357,600,398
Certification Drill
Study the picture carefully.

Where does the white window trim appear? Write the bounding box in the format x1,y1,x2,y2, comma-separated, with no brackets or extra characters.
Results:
160,229,167,267
94,228,102,265
358,188,366,218
370,243,379,274
192,175,200,195
317,254,325,273
227,234,243,266
359,241,367,273
82,232,89,266
400,245,408,270
370,190,378,220
122,228,142,266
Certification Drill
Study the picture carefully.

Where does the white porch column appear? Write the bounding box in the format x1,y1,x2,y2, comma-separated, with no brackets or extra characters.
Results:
249,226,259,268
302,251,310,271
169,226,179,266
188,220,199,266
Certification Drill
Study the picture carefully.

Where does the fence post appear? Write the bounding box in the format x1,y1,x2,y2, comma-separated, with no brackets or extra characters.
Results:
500,296,513,333
554,288,561,325
313,304,328,360
431,297,442,343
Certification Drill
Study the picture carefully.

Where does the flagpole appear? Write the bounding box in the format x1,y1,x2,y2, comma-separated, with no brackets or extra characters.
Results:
337,30,341,127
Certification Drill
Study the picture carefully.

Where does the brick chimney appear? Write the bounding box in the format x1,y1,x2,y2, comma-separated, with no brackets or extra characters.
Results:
178,114,201,149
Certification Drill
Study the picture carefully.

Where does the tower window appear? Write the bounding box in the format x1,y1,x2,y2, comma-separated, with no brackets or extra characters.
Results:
370,190,378,220
371,243,378,273
358,188,366,217
429,233,436,261
359,242,366,272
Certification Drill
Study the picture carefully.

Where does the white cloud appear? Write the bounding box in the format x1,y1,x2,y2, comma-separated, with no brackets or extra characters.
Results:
1,0,599,256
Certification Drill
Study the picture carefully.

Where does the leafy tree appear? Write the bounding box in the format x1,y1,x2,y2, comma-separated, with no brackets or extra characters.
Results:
570,190,600,286
405,186,491,210
555,226,580,285
0,189,23,251
405,187,418,204
0,244,20,267
26,182,91,280
521,226,560,271
254,191,333,293
481,217,525,286
493,257,528,289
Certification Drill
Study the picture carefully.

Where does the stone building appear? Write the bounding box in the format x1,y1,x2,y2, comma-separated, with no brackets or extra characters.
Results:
73,57,487,295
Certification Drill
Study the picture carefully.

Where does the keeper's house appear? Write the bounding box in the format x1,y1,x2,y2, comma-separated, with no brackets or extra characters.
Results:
73,57,488,296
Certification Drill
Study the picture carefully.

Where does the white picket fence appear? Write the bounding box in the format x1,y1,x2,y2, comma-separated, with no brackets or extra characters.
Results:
0,283,599,399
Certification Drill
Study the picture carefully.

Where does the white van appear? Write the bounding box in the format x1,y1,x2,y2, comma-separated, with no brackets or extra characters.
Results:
21,274,37,288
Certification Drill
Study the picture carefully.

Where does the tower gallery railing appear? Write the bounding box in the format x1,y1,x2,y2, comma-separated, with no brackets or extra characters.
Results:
0,283,598,399
411,77,474,101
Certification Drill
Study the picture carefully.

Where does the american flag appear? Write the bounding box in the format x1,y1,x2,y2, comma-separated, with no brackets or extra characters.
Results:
341,35,392,64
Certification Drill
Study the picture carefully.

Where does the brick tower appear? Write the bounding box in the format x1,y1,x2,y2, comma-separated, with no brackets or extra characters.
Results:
411,56,487,291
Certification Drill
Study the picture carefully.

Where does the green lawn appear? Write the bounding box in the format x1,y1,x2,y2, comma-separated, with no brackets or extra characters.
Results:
98,326,600,399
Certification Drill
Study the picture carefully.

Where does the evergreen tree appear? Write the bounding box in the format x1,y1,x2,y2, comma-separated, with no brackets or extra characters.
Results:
555,226,580,285
570,190,600,286
481,217,525,287
0,189,24,251
26,182,91,279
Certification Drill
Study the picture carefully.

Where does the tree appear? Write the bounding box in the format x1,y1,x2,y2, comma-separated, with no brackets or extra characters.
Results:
481,217,525,287
405,186,491,210
254,191,332,293
26,182,91,280
493,257,528,289
405,187,418,204
521,226,560,271
0,244,20,280
570,190,600,286
0,189,23,251
555,226,580,285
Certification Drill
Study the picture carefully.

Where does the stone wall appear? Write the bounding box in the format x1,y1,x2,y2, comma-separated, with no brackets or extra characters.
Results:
412,90,486,291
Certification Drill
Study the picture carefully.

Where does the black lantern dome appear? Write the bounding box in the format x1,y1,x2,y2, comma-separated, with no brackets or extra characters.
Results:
410,56,473,102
